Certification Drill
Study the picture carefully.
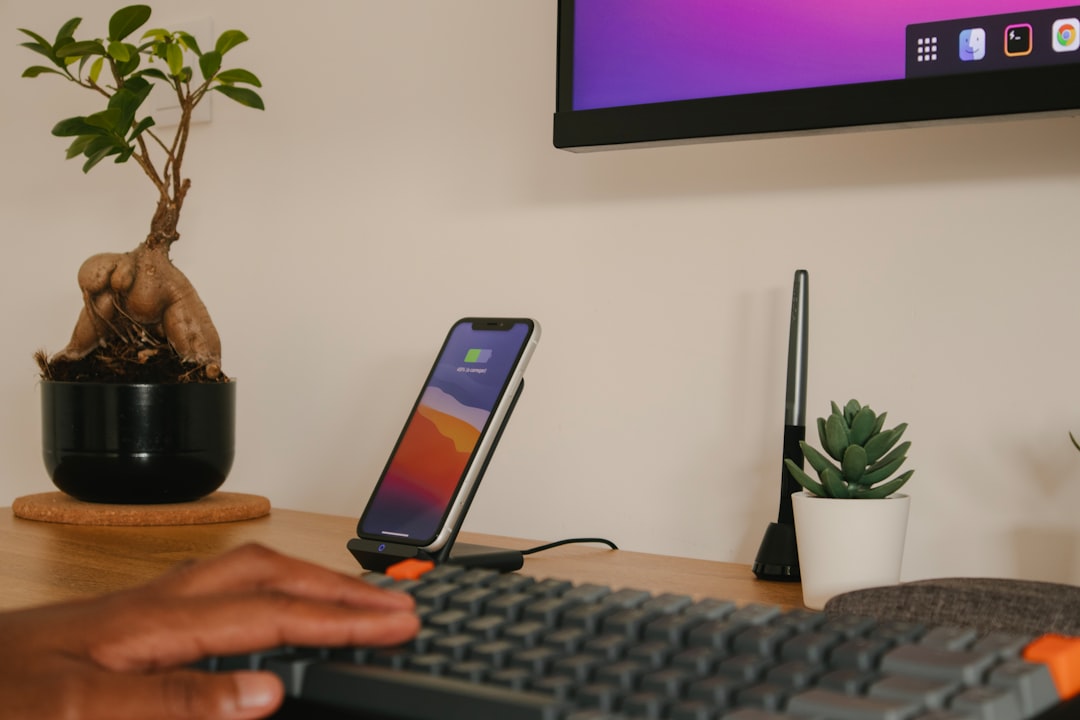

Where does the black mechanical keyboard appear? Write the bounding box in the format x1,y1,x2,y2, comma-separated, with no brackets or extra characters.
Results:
211,563,1080,719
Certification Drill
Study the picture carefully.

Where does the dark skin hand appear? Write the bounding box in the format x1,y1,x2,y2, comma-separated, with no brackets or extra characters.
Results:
0,543,419,720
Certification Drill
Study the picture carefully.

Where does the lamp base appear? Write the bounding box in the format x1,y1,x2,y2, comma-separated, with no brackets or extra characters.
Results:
751,522,800,581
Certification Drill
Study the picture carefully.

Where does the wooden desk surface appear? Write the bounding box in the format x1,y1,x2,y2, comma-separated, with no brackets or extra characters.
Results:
0,507,803,611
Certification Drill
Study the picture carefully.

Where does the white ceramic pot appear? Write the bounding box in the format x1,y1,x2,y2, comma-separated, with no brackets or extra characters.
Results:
792,491,911,610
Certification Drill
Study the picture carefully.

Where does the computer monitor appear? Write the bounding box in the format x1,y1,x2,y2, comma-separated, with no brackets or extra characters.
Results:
554,1,1080,150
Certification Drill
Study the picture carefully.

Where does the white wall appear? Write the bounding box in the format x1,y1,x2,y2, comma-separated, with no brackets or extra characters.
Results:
3,1,1080,585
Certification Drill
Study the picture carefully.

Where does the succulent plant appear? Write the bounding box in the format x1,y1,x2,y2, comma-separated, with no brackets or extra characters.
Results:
784,399,913,499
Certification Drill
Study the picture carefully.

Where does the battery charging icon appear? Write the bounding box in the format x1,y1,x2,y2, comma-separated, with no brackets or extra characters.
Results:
464,348,492,363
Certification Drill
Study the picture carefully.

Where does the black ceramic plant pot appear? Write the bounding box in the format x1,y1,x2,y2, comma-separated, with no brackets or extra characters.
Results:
41,380,236,504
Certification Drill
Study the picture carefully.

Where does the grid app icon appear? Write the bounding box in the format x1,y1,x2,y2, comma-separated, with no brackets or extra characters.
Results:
916,36,939,62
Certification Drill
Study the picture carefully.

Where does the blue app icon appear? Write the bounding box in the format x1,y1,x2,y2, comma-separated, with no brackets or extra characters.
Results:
960,28,986,61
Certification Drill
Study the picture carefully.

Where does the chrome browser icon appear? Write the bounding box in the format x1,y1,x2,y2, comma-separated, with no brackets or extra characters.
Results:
1054,18,1080,52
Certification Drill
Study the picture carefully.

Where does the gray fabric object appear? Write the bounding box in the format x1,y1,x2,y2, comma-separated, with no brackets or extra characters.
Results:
824,578,1080,636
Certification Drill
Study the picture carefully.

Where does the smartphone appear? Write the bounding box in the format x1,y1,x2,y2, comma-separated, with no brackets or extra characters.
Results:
356,318,540,552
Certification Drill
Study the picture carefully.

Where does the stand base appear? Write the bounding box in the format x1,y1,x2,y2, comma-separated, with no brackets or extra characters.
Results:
347,538,524,573
752,522,801,581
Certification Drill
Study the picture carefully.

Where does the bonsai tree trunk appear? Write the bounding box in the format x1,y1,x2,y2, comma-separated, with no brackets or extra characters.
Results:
21,6,265,384
49,185,223,380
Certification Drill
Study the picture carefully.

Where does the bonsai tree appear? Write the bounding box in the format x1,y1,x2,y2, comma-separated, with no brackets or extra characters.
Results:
785,399,913,499
20,5,263,382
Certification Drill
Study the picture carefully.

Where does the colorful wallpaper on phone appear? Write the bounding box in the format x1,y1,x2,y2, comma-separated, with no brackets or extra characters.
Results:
573,1,1078,109
359,322,531,544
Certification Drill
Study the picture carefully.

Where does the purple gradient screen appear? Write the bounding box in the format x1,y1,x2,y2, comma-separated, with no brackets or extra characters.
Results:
359,322,532,545
573,1,1076,110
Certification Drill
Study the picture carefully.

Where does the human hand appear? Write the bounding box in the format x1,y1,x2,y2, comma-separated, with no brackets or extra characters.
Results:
0,543,418,720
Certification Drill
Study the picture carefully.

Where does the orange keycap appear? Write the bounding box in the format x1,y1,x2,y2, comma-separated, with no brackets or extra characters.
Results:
1024,634,1080,699
385,558,436,581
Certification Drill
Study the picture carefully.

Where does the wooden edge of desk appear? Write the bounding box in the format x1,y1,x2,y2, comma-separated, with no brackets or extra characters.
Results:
0,507,804,610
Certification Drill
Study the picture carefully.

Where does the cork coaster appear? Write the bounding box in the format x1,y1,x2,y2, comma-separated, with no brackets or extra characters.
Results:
12,491,271,526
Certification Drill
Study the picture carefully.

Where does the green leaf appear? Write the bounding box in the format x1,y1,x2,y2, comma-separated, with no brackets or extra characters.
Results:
56,40,106,59
108,41,132,62
129,117,155,141
22,66,65,78
785,459,826,498
858,470,913,499
823,413,850,462
55,17,82,47
872,411,887,436
866,441,911,475
848,406,876,447
801,443,842,478
141,28,170,42
861,455,906,487
177,32,203,56
166,43,184,76
199,51,222,82
864,423,907,463
843,399,861,426
135,68,170,82
109,5,152,42
109,78,153,130
215,30,249,55
20,42,57,66
65,135,95,159
19,29,56,64
816,417,827,449
215,68,261,87
80,136,126,172
841,444,867,484
89,56,104,84
52,116,107,137
213,84,265,110
83,147,118,172
821,466,849,498
85,108,124,132
114,53,142,77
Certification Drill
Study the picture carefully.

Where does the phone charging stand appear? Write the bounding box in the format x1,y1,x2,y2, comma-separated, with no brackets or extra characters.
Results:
348,381,526,575
347,538,523,573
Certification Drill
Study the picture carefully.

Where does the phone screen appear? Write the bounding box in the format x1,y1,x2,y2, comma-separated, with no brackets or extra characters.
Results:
358,319,535,547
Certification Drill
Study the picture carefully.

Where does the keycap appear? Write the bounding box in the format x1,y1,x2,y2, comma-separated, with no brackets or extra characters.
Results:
414,582,459,610
766,660,820,690
786,687,922,719
645,613,707,645
642,593,693,615
734,682,789,712
621,692,668,718
880,643,999,685
988,659,1061,715
780,630,843,664
920,626,978,651
973,632,1033,660
450,586,497,614
300,662,567,719
552,653,603,683
561,583,611,605
831,637,894,671
733,624,794,658
949,685,1023,720
264,652,320,696
868,673,959,710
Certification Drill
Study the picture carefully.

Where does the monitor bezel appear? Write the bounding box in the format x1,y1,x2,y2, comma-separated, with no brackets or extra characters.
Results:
553,1,1080,150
